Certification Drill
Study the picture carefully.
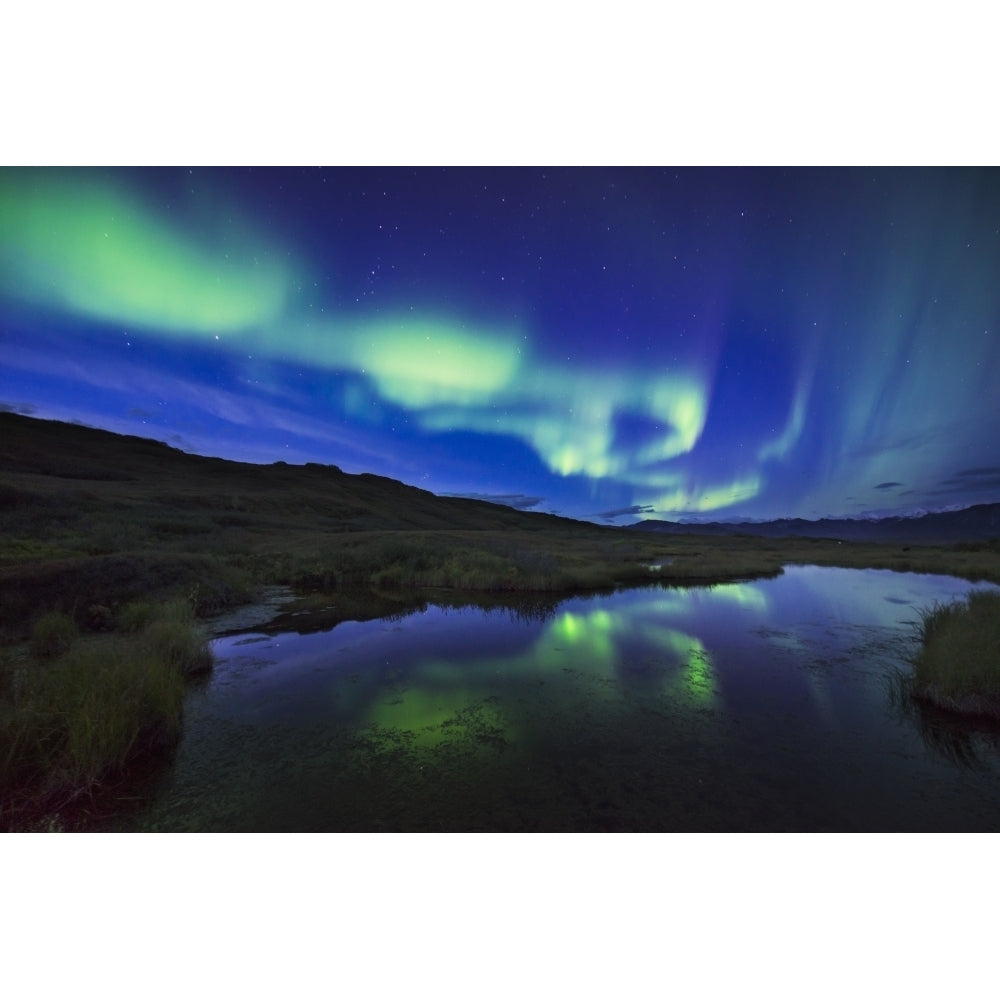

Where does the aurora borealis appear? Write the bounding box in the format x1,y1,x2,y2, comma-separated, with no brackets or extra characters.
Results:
2,166,999,523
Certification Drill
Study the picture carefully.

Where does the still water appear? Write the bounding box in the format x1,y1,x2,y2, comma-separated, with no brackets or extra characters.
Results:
114,566,1000,831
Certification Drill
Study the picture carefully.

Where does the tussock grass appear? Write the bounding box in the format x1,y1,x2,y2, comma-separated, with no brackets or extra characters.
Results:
909,590,1000,718
30,611,78,659
1,601,212,827
117,599,156,633
0,552,256,637
140,600,214,677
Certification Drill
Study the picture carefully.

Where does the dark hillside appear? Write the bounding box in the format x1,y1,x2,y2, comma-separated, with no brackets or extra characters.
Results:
0,412,578,534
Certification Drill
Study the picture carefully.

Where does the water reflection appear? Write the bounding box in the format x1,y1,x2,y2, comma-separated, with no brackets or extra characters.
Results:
886,669,1000,772
915,711,1000,771
116,566,1000,831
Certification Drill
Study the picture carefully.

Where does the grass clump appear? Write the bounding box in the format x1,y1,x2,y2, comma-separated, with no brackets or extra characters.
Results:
139,599,213,677
1,600,213,826
30,611,78,659
909,590,1000,718
117,599,156,633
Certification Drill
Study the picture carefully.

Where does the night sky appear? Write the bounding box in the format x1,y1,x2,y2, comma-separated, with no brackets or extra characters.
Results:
2,166,999,524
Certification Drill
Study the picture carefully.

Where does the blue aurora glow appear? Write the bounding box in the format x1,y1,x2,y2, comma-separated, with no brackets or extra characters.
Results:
2,166,999,522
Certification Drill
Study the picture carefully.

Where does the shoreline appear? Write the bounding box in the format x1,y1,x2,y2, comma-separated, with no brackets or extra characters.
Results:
914,686,1000,722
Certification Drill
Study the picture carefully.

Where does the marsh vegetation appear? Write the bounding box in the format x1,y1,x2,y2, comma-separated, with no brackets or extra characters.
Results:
1,600,210,828
904,591,1000,719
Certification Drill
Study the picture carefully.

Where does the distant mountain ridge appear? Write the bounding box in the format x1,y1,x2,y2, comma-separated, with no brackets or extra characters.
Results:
5,412,999,544
628,503,1000,544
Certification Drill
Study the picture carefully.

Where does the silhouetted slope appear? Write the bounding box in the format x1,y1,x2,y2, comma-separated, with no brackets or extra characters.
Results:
0,412,581,534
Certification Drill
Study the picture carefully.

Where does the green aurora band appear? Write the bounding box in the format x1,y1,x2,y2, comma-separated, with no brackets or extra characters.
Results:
0,171,753,513
0,170,292,334
8,169,995,520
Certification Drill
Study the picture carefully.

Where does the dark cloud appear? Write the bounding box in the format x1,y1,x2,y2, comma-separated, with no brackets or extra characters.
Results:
874,481,903,490
941,467,1000,484
936,480,1000,494
0,401,37,415
442,492,543,510
128,407,155,419
954,466,1000,478
598,504,657,522
935,467,1000,494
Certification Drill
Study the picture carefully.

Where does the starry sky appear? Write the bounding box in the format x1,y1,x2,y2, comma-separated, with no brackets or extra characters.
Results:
2,166,999,524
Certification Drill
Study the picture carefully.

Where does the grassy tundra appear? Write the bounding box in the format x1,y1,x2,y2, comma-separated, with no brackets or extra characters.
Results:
2,412,1000,825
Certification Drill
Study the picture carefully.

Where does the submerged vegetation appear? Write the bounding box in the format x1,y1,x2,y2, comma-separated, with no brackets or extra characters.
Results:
3,411,1000,827
906,591,1000,720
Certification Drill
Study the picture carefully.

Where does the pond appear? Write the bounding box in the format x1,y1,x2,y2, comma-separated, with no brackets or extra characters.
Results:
108,566,1000,831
